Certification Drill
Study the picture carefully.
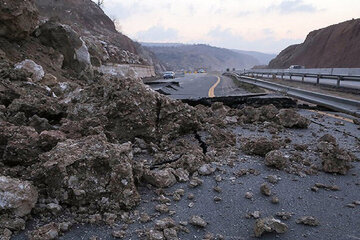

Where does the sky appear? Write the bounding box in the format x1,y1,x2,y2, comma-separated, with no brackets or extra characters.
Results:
95,0,360,53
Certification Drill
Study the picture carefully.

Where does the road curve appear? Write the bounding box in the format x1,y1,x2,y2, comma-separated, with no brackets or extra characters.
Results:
152,73,249,99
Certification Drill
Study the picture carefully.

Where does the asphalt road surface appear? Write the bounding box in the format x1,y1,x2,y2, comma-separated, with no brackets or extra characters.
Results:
152,73,249,99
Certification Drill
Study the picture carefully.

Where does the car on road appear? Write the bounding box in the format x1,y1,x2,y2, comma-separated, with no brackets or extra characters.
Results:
163,71,175,79
288,65,305,69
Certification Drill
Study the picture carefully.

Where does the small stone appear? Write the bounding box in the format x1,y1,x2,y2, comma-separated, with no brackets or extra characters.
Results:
189,215,207,228
213,186,222,193
173,168,190,182
245,192,253,199
155,204,169,213
266,175,281,184
163,228,178,240
112,230,126,238
296,216,320,226
198,164,215,175
148,229,164,240
311,186,319,192
189,177,203,188
271,196,279,204
187,193,195,200
140,212,151,223
47,203,62,214
174,188,185,196
215,175,222,182
1,229,12,240
250,211,261,219
28,222,59,240
155,218,176,230
260,183,271,196
203,232,214,240
213,196,222,202
188,202,195,208
173,193,181,201
346,203,356,208
353,201,360,205
104,213,117,226
158,195,171,204
215,234,224,240
59,222,71,232
275,212,293,220
179,221,188,226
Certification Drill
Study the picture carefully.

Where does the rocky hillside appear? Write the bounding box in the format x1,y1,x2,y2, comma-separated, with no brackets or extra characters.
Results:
269,18,360,68
35,0,165,73
142,43,260,71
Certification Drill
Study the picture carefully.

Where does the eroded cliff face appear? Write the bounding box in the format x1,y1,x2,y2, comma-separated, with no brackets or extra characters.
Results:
35,0,165,73
269,19,360,68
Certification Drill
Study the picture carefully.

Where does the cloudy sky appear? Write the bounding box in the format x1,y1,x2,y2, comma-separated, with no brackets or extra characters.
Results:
96,0,359,53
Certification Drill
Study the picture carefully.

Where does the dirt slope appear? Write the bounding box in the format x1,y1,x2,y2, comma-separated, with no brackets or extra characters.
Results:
269,19,360,68
35,0,165,72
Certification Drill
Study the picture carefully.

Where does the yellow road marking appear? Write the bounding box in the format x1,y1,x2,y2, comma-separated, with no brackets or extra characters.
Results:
308,110,355,123
208,76,221,98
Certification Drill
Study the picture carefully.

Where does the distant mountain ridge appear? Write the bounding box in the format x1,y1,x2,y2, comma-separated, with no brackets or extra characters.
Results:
231,50,276,65
142,43,260,71
269,18,360,68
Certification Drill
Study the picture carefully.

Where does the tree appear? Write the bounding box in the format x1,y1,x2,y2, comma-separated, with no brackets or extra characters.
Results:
97,0,104,7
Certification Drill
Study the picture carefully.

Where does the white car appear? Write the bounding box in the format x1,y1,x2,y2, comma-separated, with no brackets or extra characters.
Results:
163,71,175,79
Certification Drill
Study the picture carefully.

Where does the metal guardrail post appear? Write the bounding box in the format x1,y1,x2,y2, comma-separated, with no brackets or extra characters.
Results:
337,76,342,88
302,74,305,82
281,73,284,80
290,74,292,80
316,75,320,85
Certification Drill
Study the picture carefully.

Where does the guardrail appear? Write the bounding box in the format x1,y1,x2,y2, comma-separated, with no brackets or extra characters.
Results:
236,68,360,88
225,72,360,117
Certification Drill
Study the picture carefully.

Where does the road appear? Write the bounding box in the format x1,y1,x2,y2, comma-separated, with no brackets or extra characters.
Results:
151,73,248,99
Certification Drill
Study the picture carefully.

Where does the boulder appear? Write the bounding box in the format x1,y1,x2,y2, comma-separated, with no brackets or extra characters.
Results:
37,20,92,78
296,216,320,226
38,130,66,151
0,176,38,217
189,215,207,228
28,222,59,240
39,134,140,210
254,217,288,237
0,123,42,166
0,0,39,40
242,137,282,157
143,168,177,188
265,150,288,169
317,136,352,175
14,60,44,82
276,109,310,128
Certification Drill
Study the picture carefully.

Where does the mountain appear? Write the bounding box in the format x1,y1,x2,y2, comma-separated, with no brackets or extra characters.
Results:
231,50,276,65
269,18,360,69
143,43,260,71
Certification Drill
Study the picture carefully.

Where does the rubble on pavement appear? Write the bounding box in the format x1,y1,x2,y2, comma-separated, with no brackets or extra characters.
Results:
254,217,288,237
0,0,358,239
